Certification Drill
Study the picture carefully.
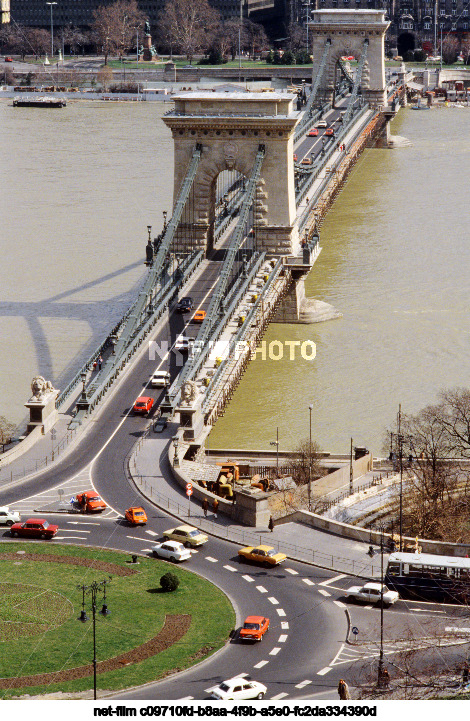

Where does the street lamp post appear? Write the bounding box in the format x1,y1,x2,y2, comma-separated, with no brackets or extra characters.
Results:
308,404,313,511
270,427,279,478
46,2,57,59
238,0,243,82
78,578,111,700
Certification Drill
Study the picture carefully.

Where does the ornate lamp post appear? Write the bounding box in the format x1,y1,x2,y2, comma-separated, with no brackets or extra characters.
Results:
78,578,111,700
270,427,280,478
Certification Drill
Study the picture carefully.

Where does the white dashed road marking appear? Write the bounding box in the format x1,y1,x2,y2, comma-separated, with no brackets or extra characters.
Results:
224,565,237,572
268,596,279,604
127,535,148,541
318,589,331,597
320,574,347,587
285,568,298,575
317,667,332,676
254,660,269,669
278,634,288,643
271,693,288,700
302,578,315,586
334,600,346,608
205,557,218,563
55,536,87,540
67,521,101,525
269,647,281,656
56,528,91,533
295,680,312,689
242,575,255,583
276,608,286,617
256,586,268,593
281,621,289,629
145,530,158,536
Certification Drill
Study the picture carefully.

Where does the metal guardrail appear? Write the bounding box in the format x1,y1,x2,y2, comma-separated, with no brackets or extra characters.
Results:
299,40,331,127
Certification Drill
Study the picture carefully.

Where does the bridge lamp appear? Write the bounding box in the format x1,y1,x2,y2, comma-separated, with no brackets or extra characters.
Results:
80,371,87,400
172,435,180,467
147,225,152,242
163,210,168,229
46,2,57,58
270,427,280,477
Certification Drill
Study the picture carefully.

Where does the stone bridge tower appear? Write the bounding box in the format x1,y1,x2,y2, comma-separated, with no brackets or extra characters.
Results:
163,92,299,256
310,9,390,108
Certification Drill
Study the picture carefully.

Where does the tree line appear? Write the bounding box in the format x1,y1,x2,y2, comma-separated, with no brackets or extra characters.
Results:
387,387,470,543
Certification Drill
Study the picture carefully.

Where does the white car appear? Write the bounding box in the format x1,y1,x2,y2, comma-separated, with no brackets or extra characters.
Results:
152,540,191,562
174,334,194,352
150,369,170,387
0,507,21,527
316,119,328,128
211,677,267,700
345,582,399,607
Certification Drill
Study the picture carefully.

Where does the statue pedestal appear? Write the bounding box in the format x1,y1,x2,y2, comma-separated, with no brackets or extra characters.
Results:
176,404,204,441
25,390,60,435
142,34,158,62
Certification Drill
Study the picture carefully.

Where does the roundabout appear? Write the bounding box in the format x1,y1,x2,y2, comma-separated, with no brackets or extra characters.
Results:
0,544,235,698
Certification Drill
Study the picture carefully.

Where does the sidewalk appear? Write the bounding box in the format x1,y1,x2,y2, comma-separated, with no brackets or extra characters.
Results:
131,431,385,579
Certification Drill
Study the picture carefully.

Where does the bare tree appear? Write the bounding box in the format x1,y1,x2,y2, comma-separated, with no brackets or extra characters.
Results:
244,19,268,59
0,416,15,453
287,22,307,53
97,64,114,90
442,35,459,65
91,0,146,65
157,0,220,63
289,437,324,487
62,25,88,57
26,28,51,59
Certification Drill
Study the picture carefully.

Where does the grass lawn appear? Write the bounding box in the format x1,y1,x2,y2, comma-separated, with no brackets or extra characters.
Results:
0,543,235,698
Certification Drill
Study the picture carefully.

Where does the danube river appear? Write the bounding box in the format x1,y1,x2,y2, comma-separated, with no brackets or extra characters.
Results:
1,99,469,453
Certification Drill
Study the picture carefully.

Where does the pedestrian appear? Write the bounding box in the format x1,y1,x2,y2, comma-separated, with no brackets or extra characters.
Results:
268,516,274,533
212,498,219,518
92,360,97,371
98,355,103,370
202,498,209,518
462,662,469,686
337,679,350,700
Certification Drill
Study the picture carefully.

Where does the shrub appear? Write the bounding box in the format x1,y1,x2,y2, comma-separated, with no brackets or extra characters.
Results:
160,572,179,592
414,49,426,62
404,50,415,62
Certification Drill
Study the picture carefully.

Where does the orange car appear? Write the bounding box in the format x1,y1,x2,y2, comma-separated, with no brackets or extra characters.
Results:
325,128,335,137
307,128,319,136
76,491,107,513
125,506,147,525
193,309,206,323
239,615,270,642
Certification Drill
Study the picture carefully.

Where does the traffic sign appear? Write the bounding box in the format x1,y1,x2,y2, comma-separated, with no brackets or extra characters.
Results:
186,489,193,497
352,626,359,636
186,483,192,491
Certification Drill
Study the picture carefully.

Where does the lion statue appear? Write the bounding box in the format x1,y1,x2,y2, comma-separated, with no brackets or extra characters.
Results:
30,376,55,402
181,380,197,406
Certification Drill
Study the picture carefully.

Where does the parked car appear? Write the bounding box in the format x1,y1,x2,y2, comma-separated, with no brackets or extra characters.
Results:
125,506,147,525
239,615,270,642
10,519,58,539
152,540,191,562
238,544,286,567
192,309,206,323
345,582,399,607
174,335,194,352
176,296,193,313
133,396,154,415
307,128,319,136
150,369,170,387
316,119,328,128
76,491,107,513
153,415,168,433
163,524,208,548
0,507,21,527
211,677,267,700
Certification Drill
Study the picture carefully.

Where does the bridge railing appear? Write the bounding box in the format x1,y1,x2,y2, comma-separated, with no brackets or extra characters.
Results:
296,104,372,220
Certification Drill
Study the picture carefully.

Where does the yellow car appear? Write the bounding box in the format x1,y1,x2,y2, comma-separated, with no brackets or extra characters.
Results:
163,524,208,548
238,544,287,567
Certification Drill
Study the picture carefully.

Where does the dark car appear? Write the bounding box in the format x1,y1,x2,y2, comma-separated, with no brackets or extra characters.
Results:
10,519,58,539
176,297,193,313
153,415,168,433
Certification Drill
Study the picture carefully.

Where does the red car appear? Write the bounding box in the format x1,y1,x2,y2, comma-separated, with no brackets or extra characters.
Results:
325,128,335,137
307,128,319,137
76,491,107,513
10,519,58,539
133,396,154,415
239,615,270,642
293,153,298,162
5,57,13,63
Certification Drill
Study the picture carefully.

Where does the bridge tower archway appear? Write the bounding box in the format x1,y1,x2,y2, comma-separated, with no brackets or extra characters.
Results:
163,92,300,257
310,9,390,108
